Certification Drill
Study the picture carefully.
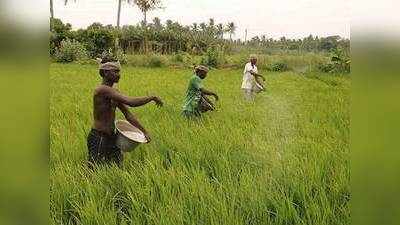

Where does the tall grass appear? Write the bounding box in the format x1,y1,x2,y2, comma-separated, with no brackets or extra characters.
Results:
226,52,329,72
50,64,350,225
77,53,329,72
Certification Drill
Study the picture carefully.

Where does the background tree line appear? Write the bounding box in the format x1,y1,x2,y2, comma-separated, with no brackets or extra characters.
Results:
50,17,349,57
245,34,350,53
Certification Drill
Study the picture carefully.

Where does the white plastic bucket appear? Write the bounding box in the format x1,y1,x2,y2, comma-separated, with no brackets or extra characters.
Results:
115,120,148,152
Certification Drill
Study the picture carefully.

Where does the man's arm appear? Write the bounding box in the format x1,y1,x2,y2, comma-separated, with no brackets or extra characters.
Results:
117,103,151,142
99,86,163,107
250,71,266,81
200,88,219,101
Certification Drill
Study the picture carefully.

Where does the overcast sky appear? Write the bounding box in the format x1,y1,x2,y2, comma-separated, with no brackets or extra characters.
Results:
5,0,351,39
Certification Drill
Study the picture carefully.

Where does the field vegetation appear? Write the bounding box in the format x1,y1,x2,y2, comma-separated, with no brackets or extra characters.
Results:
50,63,350,225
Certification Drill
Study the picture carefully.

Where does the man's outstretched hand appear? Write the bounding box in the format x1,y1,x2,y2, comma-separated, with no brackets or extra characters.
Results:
213,93,219,101
152,96,164,107
144,132,151,143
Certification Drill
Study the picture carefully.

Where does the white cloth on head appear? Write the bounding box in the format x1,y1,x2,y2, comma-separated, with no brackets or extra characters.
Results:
195,65,209,73
241,62,257,89
249,54,257,60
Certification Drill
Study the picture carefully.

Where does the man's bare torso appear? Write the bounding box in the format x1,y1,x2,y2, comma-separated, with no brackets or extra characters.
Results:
93,85,117,135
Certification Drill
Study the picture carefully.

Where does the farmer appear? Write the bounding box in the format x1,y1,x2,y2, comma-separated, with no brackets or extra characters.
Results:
241,54,266,101
87,59,163,168
182,65,219,118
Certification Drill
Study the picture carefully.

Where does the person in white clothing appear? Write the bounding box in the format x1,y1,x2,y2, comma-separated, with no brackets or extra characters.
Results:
241,54,265,100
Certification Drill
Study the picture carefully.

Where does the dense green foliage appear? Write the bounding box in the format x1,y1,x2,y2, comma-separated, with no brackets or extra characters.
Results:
50,18,73,55
74,23,118,58
50,64,350,225
318,48,350,73
200,46,227,68
54,39,88,63
246,35,349,53
147,54,165,67
267,62,289,72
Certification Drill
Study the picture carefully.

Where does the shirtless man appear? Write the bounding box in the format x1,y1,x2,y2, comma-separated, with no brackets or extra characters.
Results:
87,59,163,168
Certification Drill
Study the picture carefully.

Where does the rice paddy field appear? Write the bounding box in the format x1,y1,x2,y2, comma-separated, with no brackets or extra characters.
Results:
50,63,350,225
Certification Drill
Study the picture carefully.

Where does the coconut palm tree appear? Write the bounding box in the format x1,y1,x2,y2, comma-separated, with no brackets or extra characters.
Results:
226,22,236,40
130,0,163,53
50,0,75,19
117,0,123,28
216,23,224,39
118,0,141,28
192,23,198,32
64,0,76,5
117,0,135,28
133,0,163,25
50,0,54,18
199,22,207,32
